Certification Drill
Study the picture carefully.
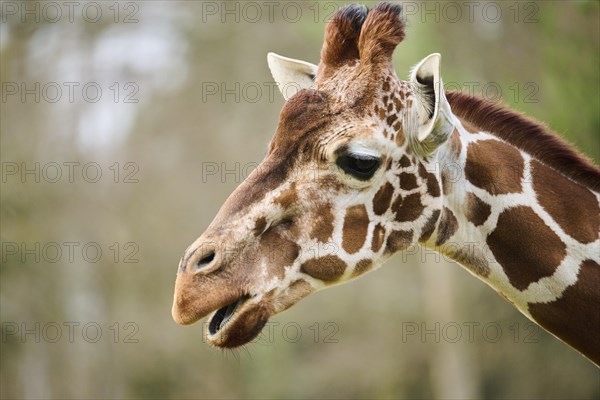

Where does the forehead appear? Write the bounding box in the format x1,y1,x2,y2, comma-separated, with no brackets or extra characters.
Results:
268,90,330,155
315,63,366,100
270,89,382,159
316,62,406,108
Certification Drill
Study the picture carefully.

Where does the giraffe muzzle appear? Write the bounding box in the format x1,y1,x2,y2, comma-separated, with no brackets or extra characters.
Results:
172,243,274,347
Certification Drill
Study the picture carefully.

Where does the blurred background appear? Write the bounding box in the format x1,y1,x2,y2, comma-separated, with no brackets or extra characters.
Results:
1,1,598,399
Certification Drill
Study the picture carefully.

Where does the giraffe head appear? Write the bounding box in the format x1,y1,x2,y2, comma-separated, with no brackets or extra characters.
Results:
172,2,456,347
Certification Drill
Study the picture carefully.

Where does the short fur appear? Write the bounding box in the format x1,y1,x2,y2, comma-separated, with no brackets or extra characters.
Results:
173,2,600,364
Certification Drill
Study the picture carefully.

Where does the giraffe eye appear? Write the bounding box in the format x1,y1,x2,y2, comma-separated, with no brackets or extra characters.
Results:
336,154,381,180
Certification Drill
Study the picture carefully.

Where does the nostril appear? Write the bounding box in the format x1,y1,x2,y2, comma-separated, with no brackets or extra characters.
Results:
196,251,216,270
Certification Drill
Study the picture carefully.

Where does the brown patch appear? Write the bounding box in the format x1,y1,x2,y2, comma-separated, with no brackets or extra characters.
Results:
399,172,418,191
342,205,369,254
260,229,301,281
465,193,491,227
352,259,373,277
371,223,385,252
465,140,524,195
417,164,441,196
532,160,600,244
418,209,441,243
372,181,394,215
385,230,413,253
274,182,298,208
435,208,458,246
399,155,412,168
310,205,335,243
528,260,600,365
254,217,267,236
377,106,387,121
487,206,567,291
300,255,347,282
392,193,425,222
418,163,429,179
393,95,402,110
447,91,600,192
425,172,440,198
386,114,397,127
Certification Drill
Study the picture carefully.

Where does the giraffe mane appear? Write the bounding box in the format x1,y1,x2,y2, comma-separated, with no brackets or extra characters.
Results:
446,90,600,192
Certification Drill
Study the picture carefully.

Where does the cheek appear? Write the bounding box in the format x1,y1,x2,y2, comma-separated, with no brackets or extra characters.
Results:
342,204,370,254
272,279,315,313
300,255,348,282
391,192,425,222
308,204,335,243
256,229,301,281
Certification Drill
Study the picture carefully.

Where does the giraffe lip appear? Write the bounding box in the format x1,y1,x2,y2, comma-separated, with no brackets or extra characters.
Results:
208,294,251,335
205,293,269,348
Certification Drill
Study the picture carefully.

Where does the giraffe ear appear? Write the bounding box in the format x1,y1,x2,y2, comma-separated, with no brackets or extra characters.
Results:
409,53,454,156
267,52,317,101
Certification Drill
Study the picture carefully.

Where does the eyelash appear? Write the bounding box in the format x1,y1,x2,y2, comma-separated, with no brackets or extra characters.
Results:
336,153,381,180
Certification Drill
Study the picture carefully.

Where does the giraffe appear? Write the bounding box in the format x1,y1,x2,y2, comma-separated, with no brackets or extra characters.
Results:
172,3,600,364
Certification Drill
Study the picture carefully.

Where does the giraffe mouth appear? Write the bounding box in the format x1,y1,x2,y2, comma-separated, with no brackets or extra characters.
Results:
205,294,269,348
208,294,250,335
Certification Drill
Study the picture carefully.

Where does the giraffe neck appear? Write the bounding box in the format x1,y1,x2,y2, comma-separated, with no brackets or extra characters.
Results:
422,115,600,365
